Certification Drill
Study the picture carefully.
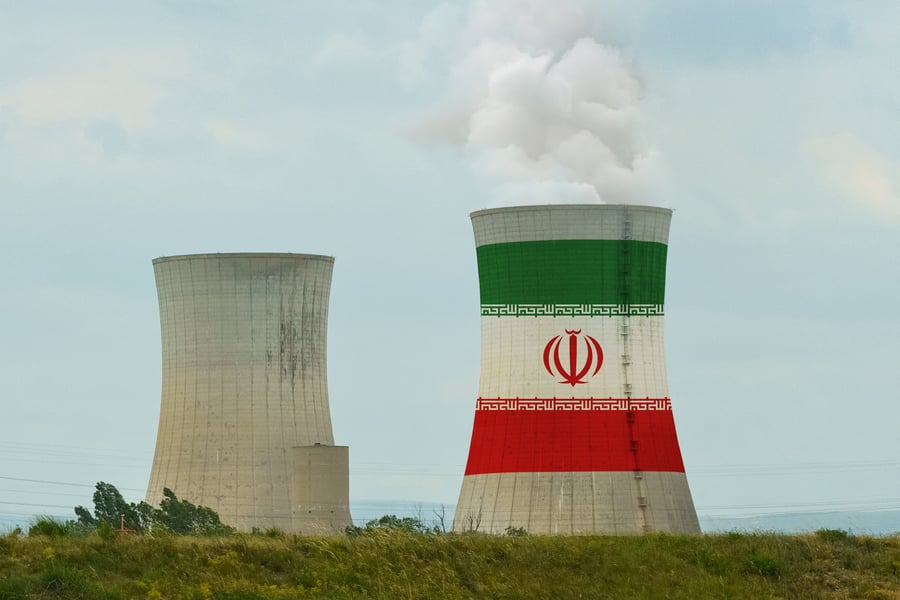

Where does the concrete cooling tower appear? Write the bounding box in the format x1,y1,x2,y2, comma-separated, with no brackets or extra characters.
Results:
453,205,700,534
146,253,351,533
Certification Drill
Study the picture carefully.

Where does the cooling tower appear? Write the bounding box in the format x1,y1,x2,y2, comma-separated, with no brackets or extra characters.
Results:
453,205,700,534
146,253,351,533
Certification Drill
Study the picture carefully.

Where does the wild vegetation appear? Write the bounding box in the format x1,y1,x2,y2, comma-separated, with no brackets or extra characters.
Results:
65,481,233,537
1,523,898,599
2,485,896,598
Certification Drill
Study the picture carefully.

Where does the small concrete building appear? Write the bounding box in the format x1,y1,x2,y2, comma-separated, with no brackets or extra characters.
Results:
146,253,351,533
453,205,700,534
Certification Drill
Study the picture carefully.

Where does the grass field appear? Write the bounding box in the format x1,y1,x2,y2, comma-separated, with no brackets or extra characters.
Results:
1,527,899,599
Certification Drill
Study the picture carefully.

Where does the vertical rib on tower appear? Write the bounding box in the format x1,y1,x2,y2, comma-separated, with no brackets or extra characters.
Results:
147,253,351,533
453,205,700,534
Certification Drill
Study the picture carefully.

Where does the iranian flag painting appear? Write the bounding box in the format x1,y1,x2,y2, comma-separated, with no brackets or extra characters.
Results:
453,204,701,534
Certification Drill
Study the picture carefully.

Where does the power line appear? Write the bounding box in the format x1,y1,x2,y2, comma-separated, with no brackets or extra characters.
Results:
0,488,87,499
0,500,74,510
0,476,144,493
2,441,897,477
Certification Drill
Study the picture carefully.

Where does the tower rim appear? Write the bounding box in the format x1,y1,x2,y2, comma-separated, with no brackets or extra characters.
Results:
152,252,335,265
470,203,673,219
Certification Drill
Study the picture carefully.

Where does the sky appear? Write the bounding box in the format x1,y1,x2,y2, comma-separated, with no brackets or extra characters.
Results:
1,0,899,531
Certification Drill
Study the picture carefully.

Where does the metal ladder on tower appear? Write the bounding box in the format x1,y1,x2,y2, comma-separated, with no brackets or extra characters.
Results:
620,215,651,532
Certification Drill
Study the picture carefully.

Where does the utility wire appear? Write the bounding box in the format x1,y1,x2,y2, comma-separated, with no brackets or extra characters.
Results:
0,476,144,493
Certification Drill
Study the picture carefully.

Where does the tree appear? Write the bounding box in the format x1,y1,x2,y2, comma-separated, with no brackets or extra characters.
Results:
153,488,232,535
74,481,151,533
345,514,436,536
73,505,96,527
73,482,232,535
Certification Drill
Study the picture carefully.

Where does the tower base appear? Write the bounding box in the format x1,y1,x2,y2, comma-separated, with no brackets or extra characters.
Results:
453,471,700,535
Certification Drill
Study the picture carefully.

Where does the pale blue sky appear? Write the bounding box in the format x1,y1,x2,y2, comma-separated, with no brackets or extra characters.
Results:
1,1,898,529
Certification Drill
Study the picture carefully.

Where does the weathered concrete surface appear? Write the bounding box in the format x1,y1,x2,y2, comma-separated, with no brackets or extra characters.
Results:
455,472,699,535
146,253,351,533
290,445,352,534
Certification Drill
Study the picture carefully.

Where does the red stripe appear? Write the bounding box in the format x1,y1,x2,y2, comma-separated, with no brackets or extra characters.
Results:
463,409,686,475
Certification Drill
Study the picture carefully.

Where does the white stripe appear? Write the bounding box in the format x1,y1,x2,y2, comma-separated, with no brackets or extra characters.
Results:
471,204,671,246
453,471,700,534
479,315,669,399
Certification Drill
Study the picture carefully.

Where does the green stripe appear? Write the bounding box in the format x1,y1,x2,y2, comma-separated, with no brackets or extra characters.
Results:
477,240,667,306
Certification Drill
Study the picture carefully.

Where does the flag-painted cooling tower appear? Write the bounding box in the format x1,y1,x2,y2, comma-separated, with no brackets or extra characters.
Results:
453,205,700,534
147,253,351,533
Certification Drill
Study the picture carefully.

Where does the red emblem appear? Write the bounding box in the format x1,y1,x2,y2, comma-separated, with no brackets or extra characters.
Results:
542,329,604,386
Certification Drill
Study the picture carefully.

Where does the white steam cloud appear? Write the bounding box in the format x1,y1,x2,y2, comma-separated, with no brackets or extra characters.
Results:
412,0,657,205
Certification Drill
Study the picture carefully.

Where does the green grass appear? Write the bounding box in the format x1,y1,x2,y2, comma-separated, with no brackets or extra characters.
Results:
0,529,898,599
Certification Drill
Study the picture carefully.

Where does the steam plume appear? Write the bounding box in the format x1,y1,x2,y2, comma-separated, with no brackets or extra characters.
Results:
414,0,656,205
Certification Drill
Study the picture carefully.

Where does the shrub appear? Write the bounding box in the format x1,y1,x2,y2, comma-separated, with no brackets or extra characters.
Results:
745,551,784,578
28,517,71,538
816,528,851,543
41,563,98,596
96,521,117,541
0,574,30,599
346,514,434,536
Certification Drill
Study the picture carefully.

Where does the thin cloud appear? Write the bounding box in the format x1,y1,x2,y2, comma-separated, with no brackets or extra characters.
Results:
808,133,900,224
